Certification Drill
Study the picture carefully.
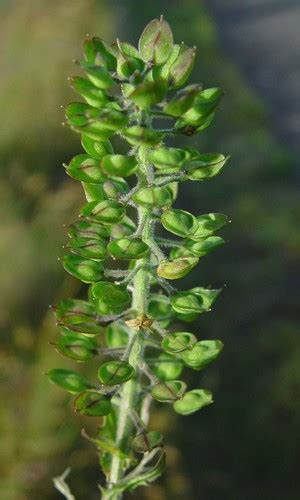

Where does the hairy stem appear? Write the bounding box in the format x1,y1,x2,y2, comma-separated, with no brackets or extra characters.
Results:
108,147,152,495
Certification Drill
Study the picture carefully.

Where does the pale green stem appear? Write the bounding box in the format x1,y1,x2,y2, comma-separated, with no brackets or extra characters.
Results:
106,146,153,498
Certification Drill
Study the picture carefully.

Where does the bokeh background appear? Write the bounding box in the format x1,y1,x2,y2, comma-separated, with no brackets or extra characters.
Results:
1,1,299,499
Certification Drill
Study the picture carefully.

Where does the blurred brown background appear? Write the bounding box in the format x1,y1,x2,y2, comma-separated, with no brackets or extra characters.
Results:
1,1,299,499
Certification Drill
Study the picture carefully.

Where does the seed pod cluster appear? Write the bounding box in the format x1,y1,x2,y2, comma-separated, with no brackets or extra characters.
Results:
49,16,229,497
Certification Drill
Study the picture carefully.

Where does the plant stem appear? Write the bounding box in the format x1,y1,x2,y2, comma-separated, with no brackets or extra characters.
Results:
107,147,153,496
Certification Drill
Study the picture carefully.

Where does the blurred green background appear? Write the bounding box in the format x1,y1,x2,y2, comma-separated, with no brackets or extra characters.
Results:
1,1,299,499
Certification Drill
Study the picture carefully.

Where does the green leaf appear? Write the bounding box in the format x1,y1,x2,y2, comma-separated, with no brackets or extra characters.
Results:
105,450,165,495
122,126,164,146
64,154,105,183
133,186,172,208
161,332,197,354
185,236,225,257
169,44,196,88
149,147,188,172
151,380,186,402
55,332,97,361
62,254,104,283
129,80,167,108
107,238,149,260
138,17,173,65
98,360,135,385
157,256,198,280
131,431,163,453
101,154,138,177
181,340,223,370
67,236,107,260
105,322,129,348
81,135,114,160
80,61,115,89
47,368,92,394
164,84,200,116
189,213,229,240
70,76,110,108
91,281,131,315
152,353,183,381
186,153,229,180
74,390,112,416
80,200,125,224
173,389,213,415
161,208,198,238
83,36,116,71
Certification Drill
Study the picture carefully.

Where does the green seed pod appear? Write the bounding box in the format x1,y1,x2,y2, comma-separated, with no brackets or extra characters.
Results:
131,431,163,453
84,36,117,71
161,332,197,354
101,154,138,177
189,213,229,240
81,135,114,159
153,353,183,381
171,286,221,315
189,287,222,310
173,389,213,415
98,360,135,385
91,281,131,315
68,220,109,240
47,368,92,394
133,186,172,208
164,84,200,117
149,147,189,172
129,80,167,108
65,102,93,127
185,236,225,257
60,322,102,337
67,236,107,260
107,238,149,260
64,154,105,183
161,208,198,238
150,43,181,81
105,322,129,348
81,200,125,224
151,380,186,403
110,216,136,238
54,298,96,324
186,153,229,180
55,332,97,361
82,182,106,202
80,61,115,90
138,17,173,65
157,256,198,280
103,177,129,200
70,76,110,108
122,126,164,146
114,47,145,79
74,390,112,416
180,88,223,127
148,294,173,322
180,340,223,370
62,254,104,283
169,43,196,89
